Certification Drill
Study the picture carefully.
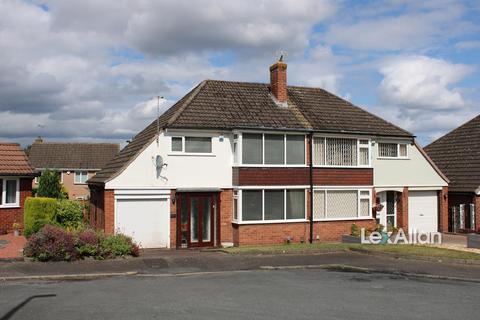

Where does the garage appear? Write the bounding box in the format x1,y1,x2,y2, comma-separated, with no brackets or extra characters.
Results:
115,198,170,248
408,191,438,233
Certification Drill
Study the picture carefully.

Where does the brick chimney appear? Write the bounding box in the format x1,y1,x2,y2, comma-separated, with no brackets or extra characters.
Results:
269,58,288,103
34,136,43,144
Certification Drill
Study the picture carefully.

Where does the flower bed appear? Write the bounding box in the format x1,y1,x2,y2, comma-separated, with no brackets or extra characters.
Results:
23,225,140,261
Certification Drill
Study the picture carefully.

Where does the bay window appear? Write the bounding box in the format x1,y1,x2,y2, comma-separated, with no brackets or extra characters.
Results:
239,189,306,222
313,137,370,167
313,189,371,220
378,142,408,158
241,133,305,165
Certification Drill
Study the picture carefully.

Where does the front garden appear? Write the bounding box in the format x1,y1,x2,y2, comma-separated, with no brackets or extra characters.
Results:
20,170,139,262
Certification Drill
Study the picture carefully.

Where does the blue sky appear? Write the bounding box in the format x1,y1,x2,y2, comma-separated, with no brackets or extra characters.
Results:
0,0,479,146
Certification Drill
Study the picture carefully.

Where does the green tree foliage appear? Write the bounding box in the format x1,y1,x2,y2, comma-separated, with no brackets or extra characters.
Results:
37,169,65,199
24,197,57,237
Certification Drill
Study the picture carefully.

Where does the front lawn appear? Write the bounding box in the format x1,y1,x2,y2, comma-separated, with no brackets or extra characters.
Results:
223,243,480,261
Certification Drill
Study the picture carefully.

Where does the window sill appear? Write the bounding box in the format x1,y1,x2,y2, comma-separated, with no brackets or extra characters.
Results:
233,164,308,168
312,165,372,168
233,219,308,225
0,205,20,209
168,153,216,157
377,157,409,160
314,217,373,222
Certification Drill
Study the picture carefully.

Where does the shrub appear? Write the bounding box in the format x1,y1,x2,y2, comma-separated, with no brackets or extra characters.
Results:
55,200,85,229
24,225,77,261
37,169,65,199
24,197,57,237
99,234,137,258
23,225,140,261
350,223,360,237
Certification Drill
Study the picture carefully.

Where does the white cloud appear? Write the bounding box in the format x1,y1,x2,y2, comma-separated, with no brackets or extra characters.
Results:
378,56,473,110
455,40,480,50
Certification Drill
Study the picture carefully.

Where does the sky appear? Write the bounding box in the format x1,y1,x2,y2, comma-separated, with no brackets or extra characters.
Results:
0,0,479,147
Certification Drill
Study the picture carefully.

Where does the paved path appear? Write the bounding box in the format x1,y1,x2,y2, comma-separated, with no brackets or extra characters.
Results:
1,268,479,319
0,235,25,260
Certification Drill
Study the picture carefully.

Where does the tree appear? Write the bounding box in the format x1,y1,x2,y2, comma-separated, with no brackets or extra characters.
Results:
37,169,66,199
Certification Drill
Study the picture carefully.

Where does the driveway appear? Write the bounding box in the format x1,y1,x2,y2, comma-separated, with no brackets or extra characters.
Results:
1,269,479,320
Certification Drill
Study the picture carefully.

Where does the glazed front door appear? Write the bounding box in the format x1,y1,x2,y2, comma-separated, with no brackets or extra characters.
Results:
188,194,214,247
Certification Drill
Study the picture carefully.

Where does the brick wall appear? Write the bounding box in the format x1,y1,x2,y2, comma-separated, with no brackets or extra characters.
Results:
234,219,375,245
476,195,480,232
220,189,234,244
438,186,448,232
234,167,373,186
0,178,33,233
397,188,409,232
104,189,115,234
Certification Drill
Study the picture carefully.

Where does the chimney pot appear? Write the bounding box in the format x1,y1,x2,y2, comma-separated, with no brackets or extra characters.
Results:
269,60,288,103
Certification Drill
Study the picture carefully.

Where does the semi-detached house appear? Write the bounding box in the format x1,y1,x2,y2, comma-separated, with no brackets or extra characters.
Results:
88,60,448,248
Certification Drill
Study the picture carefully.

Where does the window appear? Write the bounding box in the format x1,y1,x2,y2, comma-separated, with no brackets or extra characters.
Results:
171,137,183,152
286,135,305,164
233,134,239,164
74,171,88,184
313,137,370,166
0,178,18,206
241,133,305,165
239,189,306,222
233,190,238,220
378,143,408,158
185,137,212,153
265,134,284,164
313,189,371,220
242,133,262,164
242,190,262,221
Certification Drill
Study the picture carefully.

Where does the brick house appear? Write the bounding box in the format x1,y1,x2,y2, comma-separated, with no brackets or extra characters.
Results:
425,115,480,232
0,143,37,233
88,60,448,248
28,139,119,200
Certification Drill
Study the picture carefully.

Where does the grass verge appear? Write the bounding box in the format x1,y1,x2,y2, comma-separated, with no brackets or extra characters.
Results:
222,243,480,260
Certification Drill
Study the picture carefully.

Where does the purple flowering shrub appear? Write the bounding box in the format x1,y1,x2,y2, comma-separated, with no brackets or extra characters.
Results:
23,225,77,261
24,225,140,261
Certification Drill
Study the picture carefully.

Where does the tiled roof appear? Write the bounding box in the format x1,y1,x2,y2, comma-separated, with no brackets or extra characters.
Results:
29,142,120,170
0,143,35,176
425,114,480,193
90,80,412,184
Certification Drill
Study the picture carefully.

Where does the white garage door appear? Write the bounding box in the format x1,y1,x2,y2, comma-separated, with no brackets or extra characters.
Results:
116,198,170,248
408,191,438,233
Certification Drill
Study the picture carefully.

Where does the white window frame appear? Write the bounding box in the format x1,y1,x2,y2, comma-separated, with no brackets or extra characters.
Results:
236,186,308,224
74,171,88,184
238,132,307,167
313,188,372,221
313,136,372,168
169,136,214,156
233,190,239,222
0,177,20,208
377,142,409,159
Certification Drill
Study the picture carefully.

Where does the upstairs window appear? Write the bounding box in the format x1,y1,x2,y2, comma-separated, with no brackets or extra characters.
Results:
241,133,305,165
378,143,408,158
74,171,88,184
185,137,212,153
171,136,213,154
313,137,370,166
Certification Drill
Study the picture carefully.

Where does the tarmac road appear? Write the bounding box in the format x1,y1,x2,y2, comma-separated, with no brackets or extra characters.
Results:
1,268,479,320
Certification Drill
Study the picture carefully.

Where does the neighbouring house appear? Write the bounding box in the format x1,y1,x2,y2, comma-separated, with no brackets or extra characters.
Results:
0,143,37,233
28,139,119,200
88,59,448,249
425,115,480,233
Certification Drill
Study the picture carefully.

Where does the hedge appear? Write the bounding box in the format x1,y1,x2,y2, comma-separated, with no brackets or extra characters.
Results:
24,197,57,237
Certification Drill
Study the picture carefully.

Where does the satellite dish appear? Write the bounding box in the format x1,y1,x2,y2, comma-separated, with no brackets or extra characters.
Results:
155,155,164,178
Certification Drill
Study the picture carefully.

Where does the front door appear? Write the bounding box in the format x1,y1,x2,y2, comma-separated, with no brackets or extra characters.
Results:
178,193,215,248
377,191,397,229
